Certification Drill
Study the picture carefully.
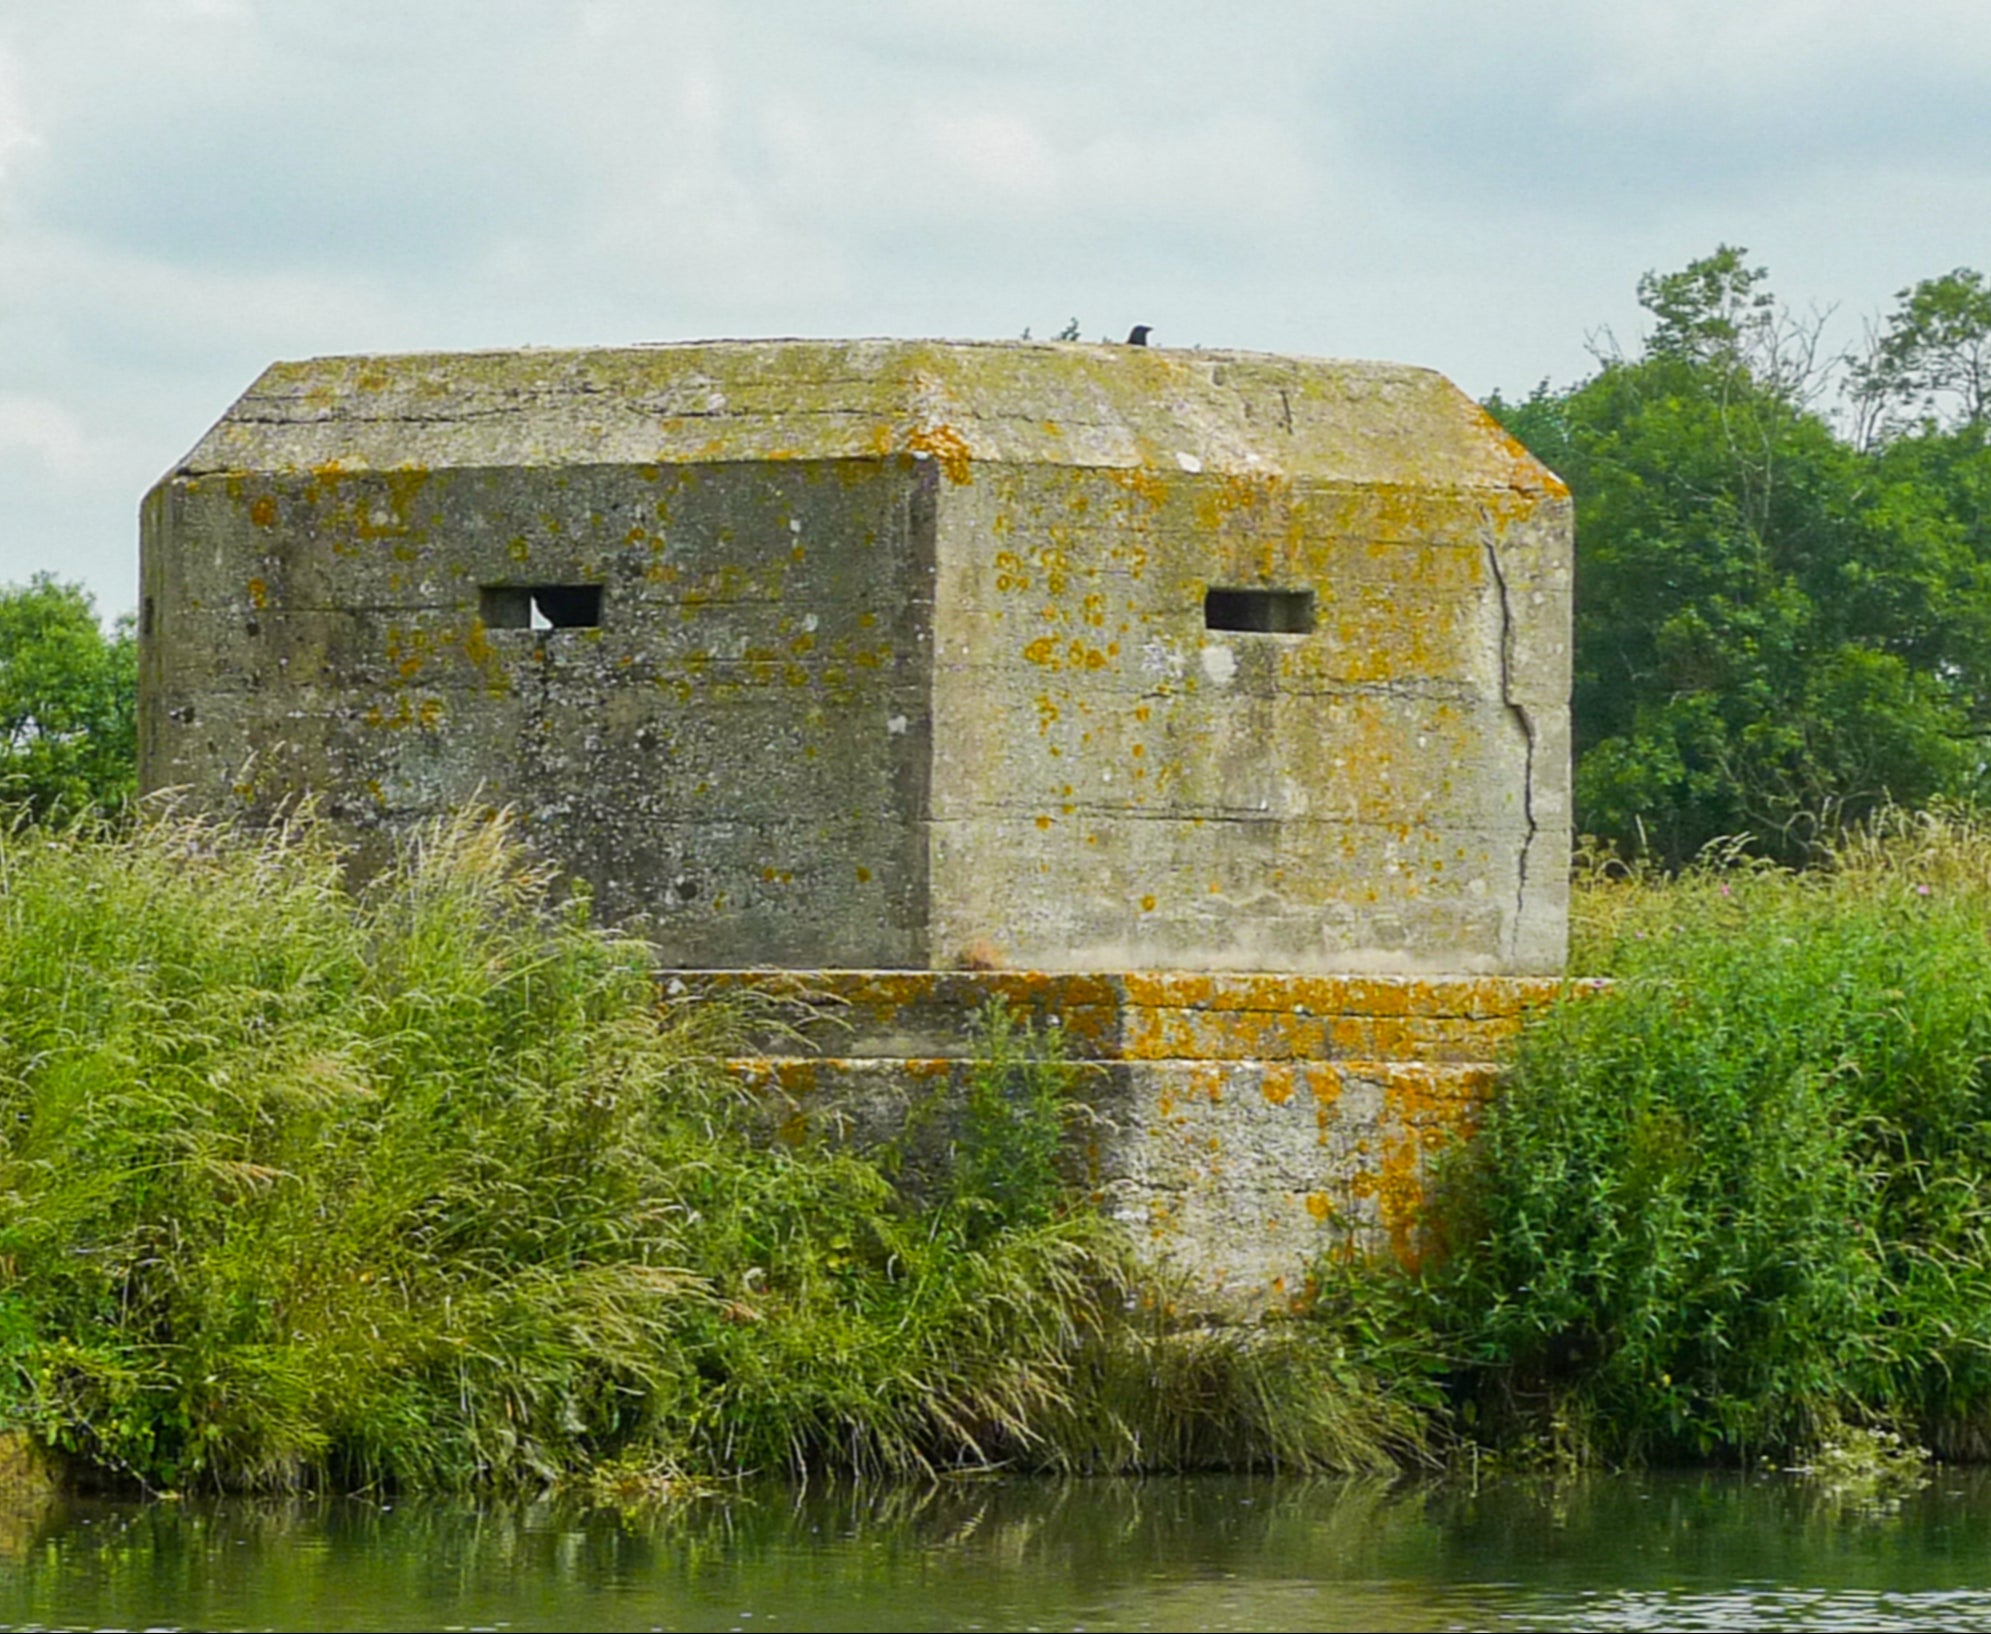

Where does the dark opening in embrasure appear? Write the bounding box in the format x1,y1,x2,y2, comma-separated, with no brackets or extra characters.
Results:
1203,586,1315,635
480,584,603,630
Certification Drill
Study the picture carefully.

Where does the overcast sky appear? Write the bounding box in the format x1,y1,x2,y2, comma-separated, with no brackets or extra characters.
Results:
4,0,1990,617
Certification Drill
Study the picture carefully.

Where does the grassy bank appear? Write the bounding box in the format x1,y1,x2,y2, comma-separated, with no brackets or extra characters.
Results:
1409,811,1991,1466
0,810,1422,1493
22,804,1991,1487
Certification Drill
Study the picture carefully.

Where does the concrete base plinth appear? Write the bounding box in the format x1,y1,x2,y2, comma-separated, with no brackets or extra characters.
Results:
680,969,1563,1315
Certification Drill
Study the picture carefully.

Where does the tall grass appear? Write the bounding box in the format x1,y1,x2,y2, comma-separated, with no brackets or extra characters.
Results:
1423,807,1991,1463
0,809,1415,1491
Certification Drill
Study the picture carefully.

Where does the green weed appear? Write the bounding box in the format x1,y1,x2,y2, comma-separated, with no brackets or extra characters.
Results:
0,809,1414,1491
1424,806,1991,1464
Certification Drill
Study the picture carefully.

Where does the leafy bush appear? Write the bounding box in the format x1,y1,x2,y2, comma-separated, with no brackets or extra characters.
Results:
1426,809,1991,1462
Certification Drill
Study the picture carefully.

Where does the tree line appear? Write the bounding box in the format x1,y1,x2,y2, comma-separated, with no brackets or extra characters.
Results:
1488,247,1991,865
8,250,1991,865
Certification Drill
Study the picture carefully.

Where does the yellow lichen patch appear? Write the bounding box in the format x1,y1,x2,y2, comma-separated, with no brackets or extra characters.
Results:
249,496,277,529
1104,465,1170,511
1122,1003,1328,1064
1302,1062,1343,1107
1471,404,1572,499
306,459,349,498
1344,1063,1501,1268
246,578,268,610
363,695,416,731
904,423,974,484
1192,469,1293,536
1125,972,1214,1010
993,552,1030,597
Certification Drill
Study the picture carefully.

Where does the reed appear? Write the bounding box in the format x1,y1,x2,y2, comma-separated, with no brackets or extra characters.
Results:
0,809,1412,1490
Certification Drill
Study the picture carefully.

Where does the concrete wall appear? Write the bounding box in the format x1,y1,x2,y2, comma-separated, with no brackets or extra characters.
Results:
700,967,1566,1312
929,462,1568,974
143,455,938,966
141,339,1571,975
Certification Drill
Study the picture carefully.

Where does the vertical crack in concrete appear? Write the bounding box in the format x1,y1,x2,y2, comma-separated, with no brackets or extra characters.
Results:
1480,519,1538,963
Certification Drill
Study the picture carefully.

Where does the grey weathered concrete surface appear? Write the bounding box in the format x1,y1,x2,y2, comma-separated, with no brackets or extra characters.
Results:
698,968,1564,1312
141,338,1572,975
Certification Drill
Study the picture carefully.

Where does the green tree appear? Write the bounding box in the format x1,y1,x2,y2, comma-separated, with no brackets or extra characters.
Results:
1849,267,1991,443
0,576,137,821
1489,250,1991,865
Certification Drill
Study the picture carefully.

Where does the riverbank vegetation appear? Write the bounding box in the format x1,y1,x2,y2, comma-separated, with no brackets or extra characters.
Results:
1400,808,1991,1467
25,802,1991,1489
0,810,1426,1494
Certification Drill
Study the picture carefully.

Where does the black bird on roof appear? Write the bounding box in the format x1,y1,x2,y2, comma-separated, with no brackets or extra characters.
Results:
1125,325,1152,346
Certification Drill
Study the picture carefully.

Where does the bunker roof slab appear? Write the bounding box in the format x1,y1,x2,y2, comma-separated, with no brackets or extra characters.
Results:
177,338,1567,499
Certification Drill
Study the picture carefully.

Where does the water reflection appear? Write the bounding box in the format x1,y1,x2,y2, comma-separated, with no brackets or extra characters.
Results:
8,1470,1991,1630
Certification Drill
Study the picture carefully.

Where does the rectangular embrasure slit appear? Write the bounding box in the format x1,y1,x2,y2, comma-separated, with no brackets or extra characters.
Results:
480,584,603,630
1204,586,1315,635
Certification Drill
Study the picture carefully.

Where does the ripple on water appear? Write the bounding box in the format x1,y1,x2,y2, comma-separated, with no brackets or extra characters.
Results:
9,1472,1991,1633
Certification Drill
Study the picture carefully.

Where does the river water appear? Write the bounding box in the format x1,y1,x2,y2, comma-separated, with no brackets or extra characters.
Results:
8,1470,1991,1631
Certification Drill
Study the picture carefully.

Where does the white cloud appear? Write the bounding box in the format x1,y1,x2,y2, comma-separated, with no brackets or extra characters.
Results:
3,0,1991,614
0,45,38,186
0,395,89,479
1577,0,1991,107
923,111,1061,199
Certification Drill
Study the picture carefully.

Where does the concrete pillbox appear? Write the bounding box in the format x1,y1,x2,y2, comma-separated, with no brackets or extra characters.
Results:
141,338,1572,977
